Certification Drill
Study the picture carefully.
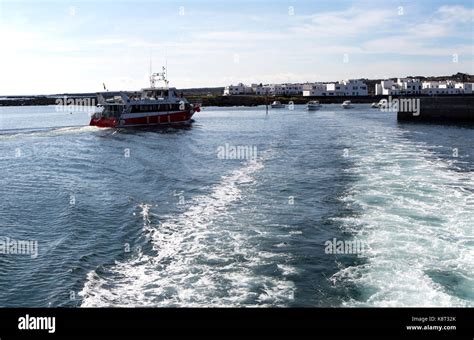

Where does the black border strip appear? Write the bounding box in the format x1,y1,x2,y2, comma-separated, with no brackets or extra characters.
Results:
0,308,472,339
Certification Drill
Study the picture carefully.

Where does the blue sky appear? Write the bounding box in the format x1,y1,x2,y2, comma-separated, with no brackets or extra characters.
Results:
0,0,473,94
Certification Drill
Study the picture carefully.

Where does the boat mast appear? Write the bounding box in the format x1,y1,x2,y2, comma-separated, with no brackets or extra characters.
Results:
149,66,169,89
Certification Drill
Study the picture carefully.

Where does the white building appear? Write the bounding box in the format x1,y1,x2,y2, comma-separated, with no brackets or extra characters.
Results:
326,79,368,96
302,83,327,96
268,84,285,96
343,79,368,96
376,78,421,95
438,80,457,94
397,78,422,94
375,80,399,95
375,79,474,96
283,83,304,96
224,79,371,97
255,83,304,96
252,84,273,95
326,83,345,96
223,83,253,95
455,82,473,94
422,80,458,95
422,81,440,95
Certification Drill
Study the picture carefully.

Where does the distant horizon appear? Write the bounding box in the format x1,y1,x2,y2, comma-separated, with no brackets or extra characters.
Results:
1,0,473,95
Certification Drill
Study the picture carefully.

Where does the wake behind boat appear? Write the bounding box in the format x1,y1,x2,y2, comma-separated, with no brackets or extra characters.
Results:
89,67,200,128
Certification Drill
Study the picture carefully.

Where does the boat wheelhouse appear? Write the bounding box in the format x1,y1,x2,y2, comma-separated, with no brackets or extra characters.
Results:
90,67,200,128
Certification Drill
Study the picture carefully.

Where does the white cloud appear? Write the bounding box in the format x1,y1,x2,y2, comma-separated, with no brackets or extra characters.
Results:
437,5,474,23
0,3,472,94
362,37,472,56
406,5,474,38
290,7,396,37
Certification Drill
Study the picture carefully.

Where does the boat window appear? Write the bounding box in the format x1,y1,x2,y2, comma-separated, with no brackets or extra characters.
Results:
103,105,123,118
131,104,164,112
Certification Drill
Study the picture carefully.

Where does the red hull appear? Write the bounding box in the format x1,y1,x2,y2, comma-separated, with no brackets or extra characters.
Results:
89,117,118,128
90,111,195,128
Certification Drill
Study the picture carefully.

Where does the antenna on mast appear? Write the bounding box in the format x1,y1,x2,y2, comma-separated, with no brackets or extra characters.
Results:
149,60,152,79
148,50,169,89
149,51,155,88
149,66,169,89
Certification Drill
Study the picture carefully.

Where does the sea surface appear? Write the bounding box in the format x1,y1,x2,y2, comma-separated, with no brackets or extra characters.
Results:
0,104,472,307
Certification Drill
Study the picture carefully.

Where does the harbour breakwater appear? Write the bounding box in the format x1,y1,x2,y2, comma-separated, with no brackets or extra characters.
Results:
397,96,474,123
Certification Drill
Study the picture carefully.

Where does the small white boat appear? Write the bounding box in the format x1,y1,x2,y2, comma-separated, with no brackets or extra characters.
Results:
307,100,321,111
270,101,285,108
341,100,353,109
371,102,378,108
377,99,387,108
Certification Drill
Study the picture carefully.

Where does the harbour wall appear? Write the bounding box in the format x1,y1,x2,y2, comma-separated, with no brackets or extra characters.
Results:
397,96,474,123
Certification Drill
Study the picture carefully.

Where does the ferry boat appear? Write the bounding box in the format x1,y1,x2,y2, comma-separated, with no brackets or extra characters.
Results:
89,67,200,128
341,100,353,109
270,101,285,109
307,100,321,111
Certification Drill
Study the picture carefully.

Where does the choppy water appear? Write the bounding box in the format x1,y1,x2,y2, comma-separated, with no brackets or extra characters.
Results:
0,104,472,307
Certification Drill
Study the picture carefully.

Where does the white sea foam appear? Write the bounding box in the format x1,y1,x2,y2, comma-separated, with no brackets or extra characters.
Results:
0,125,97,140
80,157,296,307
332,128,474,307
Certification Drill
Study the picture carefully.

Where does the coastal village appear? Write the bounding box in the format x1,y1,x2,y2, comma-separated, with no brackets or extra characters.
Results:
224,78,474,96
1,73,472,124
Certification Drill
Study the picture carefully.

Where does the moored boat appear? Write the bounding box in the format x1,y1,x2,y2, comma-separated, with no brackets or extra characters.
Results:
270,101,285,108
89,67,200,128
341,100,353,109
377,99,387,108
307,100,321,110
